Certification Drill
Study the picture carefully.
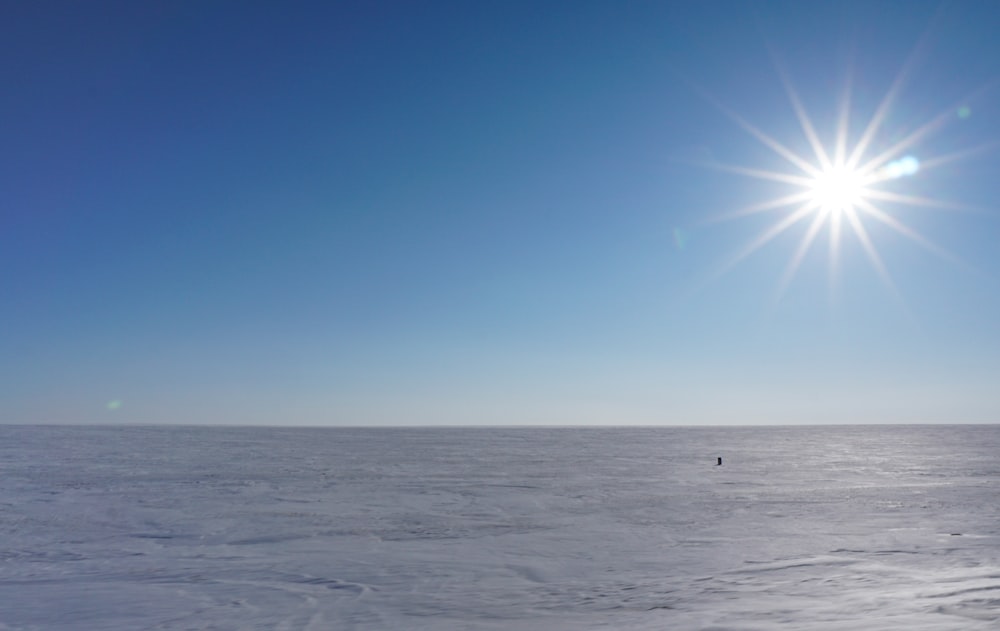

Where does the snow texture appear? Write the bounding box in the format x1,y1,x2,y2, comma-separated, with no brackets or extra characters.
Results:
1,425,999,630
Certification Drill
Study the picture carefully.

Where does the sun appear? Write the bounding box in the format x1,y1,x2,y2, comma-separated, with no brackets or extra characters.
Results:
692,45,986,302
808,164,867,214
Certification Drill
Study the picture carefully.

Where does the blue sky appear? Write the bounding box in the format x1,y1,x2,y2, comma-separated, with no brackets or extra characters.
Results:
4,1,1000,425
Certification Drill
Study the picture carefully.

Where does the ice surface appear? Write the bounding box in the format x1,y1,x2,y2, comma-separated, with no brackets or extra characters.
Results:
1,425,999,630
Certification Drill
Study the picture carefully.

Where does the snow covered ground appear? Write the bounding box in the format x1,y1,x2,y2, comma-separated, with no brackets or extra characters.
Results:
1,424,999,630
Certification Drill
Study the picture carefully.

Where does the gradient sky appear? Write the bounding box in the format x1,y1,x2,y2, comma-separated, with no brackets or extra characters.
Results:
4,1,1000,425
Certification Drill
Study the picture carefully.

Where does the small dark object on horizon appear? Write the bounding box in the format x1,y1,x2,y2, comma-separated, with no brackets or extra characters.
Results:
717,457,722,466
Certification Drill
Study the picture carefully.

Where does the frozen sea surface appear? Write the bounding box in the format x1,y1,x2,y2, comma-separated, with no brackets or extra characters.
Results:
2,425,1000,630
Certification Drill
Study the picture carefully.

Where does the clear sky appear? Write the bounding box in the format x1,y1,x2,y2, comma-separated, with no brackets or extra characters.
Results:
4,1,1000,426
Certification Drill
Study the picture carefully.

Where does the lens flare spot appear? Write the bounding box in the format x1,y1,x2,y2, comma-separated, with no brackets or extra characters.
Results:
884,155,921,179
107,400,122,410
957,106,971,119
673,227,690,250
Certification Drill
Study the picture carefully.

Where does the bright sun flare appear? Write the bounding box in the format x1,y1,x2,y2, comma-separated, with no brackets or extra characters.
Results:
695,44,988,303
808,164,867,213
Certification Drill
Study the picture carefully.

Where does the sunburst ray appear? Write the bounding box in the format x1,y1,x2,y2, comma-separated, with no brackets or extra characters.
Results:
691,160,815,187
775,210,830,302
862,190,981,213
842,207,897,293
833,45,856,167
856,199,969,269
769,45,833,171
858,83,998,177
694,84,822,177
707,191,814,224
845,13,940,170
716,203,817,277
884,141,1000,176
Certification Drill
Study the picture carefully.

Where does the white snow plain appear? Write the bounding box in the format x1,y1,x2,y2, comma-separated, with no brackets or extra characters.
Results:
1,425,999,630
